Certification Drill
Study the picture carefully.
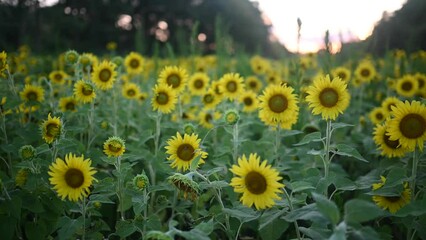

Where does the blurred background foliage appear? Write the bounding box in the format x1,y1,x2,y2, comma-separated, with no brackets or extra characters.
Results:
0,0,425,57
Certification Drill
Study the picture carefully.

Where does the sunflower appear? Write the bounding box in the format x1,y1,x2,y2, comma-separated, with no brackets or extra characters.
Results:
230,153,284,210
188,72,209,96
199,110,221,129
122,82,140,99
73,80,96,103
258,83,299,126
265,70,281,85
40,114,62,144
387,100,426,151
202,89,220,109
0,51,9,76
372,176,411,214
158,66,188,93
414,73,426,97
168,173,200,200
19,84,45,103
305,74,350,120
79,53,98,73
59,96,78,112
103,136,126,157
250,56,270,75
165,132,207,172
91,61,117,90
238,90,259,113
48,153,97,202
395,75,418,98
373,122,409,158
354,60,376,83
64,50,79,65
331,66,351,83
219,73,245,101
368,107,388,125
245,76,263,93
124,52,144,75
151,83,177,114
137,92,148,104
48,70,68,85
381,97,402,115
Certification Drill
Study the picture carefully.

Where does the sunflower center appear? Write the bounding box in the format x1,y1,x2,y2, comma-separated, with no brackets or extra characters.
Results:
399,114,426,139
401,81,412,91
245,171,267,195
203,94,214,104
156,92,169,105
167,74,181,88
418,78,425,88
194,79,204,89
205,113,212,122
108,142,122,153
65,102,75,111
385,196,402,203
226,81,237,92
99,69,112,82
361,69,370,77
177,144,195,161
268,94,288,113
130,59,140,69
384,132,400,149
243,97,253,106
387,103,396,112
376,112,384,120
27,91,38,101
338,72,347,80
46,123,60,137
127,89,136,96
249,81,257,89
82,85,93,96
54,73,63,82
319,88,339,108
65,168,85,188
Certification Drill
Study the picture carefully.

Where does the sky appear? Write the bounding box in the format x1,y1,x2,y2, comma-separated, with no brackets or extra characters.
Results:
254,0,407,53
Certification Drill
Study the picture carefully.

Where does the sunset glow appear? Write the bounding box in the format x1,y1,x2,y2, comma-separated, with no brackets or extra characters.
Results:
255,0,407,53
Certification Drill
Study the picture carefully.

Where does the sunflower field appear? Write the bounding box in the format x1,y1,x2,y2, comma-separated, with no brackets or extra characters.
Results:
0,43,426,240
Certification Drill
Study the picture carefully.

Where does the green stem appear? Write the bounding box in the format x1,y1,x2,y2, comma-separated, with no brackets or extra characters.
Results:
235,222,243,240
116,156,125,220
324,119,332,181
112,87,118,136
232,122,239,163
275,124,281,163
81,196,87,240
411,148,418,200
87,101,95,151
283,188,302,240
194,170,231,238
0,114,12,177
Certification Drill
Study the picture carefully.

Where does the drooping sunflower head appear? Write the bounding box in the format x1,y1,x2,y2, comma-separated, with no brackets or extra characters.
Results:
158,65,189,93
73,80,96,103
15,168,29,187
151,83,177,114
368,107,388,125
41,113,62,144
395,74,419,98
188,72,209,96
218,73,245,101
230,153,284,210
124,52,144,75
168,173,200,200
372,176,411,214
59,96,78,112
19,84,45,103
122,82,140,99
48,153,97,202
332,66,351,83
239,90,259,113
91,61,117,91
133,173,149,191
165,132,207,172
387,100,426,151
373,122,409,158
103,136,126,157
258,83,299,125
305,74,350,120
355,60,376,82
245,75,263,93
49,70,68,85
19,145,37,160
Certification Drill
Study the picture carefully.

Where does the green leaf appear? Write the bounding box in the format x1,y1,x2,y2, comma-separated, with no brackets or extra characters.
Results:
312,192,340,225
344,199,385,223
394,198,426,217
289,181,315,193
223,206,260,223
132,194,148,215
329,222,347,240
307,149,324,156
293,132,323,146
56,216,83,240
282,203,324,222
259,208,287,230
334,144,368,162
331,122,353,130
282,129,303,137
89,194,115,204
200,180,228,190
0,215,16,240
299,226,331,240
115,220,137,238
25,222,47,240
259,217,288,240
190,155,202,171
334,177,357,191
194,219,214,235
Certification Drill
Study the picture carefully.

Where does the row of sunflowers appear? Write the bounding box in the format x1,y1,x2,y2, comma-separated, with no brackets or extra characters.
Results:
0,46,426,239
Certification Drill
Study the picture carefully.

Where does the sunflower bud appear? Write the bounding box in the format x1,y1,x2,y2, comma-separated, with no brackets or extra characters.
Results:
133,173,149,191
64,50,79,65
93,201,102,209
224,109,239,125
15,168,29,187
111,56,123,67
19,145,36,160
168,173,200,201
183,123,196,135
103,136,126,157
